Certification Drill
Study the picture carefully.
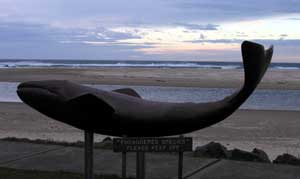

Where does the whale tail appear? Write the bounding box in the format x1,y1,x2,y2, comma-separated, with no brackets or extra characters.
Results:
242,41,273,91
223,41,273,108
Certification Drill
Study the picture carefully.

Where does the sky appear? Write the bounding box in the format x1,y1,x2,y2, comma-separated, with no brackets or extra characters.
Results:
0,0,299,62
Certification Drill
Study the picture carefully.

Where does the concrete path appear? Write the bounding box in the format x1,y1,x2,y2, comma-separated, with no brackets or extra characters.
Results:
189,159,300,179
0,140,300,179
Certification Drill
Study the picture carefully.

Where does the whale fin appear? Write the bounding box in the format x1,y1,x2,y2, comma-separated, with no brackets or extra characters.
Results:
113,88,141,98
66,93,115,117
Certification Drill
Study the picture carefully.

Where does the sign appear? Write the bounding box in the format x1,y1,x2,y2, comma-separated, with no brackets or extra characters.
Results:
113,137,193,152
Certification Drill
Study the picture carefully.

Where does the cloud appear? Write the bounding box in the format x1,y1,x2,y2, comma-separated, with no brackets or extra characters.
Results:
0,41,154,60
253,39,300,46
0,21,148,60
0,1,299,62
199,34,205,40
187,39,241,44
1,0,300,27
235,32,248,38
187,38,300,47
0,22,70,42
175,23,219,30
172,0,300,22
287,17,300,20
0,22,141,43
92,27,141,42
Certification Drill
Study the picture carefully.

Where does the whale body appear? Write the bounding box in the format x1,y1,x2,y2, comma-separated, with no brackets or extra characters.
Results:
17,41,273,137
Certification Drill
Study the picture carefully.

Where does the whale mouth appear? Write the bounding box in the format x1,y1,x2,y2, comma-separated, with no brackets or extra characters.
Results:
17,81,58,94
17,81,61,111
17,81,58,98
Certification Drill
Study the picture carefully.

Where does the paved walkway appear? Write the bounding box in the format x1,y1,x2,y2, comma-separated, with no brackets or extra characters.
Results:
0,140,300,179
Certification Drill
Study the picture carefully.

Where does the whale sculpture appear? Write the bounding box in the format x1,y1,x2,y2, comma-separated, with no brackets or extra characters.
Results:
17,41,273,137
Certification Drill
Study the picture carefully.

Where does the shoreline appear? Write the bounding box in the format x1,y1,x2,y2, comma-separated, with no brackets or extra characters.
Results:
0,67,298,90
2,101,300,112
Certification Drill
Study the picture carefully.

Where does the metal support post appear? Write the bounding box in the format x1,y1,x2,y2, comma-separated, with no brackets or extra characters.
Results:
121,135,127,178
122,151,127,178
136,152,146,179
85,131,94,179
178,135,184,179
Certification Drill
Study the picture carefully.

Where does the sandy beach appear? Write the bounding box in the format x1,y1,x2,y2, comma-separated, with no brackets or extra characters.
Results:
0,102,299,159
0,67,299,89
0,67,299,159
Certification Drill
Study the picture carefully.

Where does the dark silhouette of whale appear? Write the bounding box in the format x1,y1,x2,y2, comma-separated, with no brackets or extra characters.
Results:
17,41,273,137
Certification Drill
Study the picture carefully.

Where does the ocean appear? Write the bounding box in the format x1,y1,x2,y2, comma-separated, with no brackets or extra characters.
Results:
0,59,299,70
2,82,300,111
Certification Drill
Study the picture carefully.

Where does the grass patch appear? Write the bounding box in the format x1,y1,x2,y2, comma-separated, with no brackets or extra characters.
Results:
0,167,133,179
0,137,113,149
